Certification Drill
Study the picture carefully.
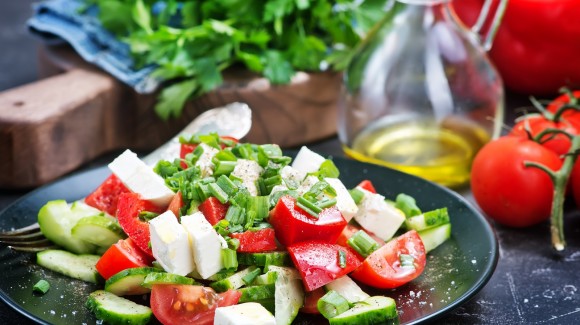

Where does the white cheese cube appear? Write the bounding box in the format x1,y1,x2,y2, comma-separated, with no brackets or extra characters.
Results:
354,188,405,241
195,143,219,177
108,150,174,207
280,165,306,190
181,212,226,279
231,159,264,196
214,302,275,325
149,211,196,276
324,178,359,222
297,175,320,196
291,146,326,174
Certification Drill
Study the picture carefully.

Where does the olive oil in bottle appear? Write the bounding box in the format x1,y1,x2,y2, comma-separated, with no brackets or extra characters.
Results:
343,116,490,188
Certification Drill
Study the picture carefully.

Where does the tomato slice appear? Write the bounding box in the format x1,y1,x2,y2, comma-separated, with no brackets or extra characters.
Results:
300,287,326,314
85,174,130,216
167,192,184,217
269,195,347,247
95,238,153,280
116,193,165,257
229,228,277,253
287,241,362,292
198,197,229,226
350,230,426,289
150,285,240,325
356,180,377,193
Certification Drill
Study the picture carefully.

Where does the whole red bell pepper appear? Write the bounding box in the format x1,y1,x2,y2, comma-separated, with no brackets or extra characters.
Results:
453,0,580,95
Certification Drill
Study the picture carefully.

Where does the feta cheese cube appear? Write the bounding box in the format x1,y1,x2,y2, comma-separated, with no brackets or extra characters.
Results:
108,150,174,207
231,159,263,196
181,212,226,279
149,211,196,276
195,143,219,177
297,175,320,195
280,166,306,190
354,188,405,241
291,146,326,174
214,302,275,325
324,178,358,222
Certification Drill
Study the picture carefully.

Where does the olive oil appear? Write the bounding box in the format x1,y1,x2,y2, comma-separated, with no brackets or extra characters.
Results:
343,117,490,188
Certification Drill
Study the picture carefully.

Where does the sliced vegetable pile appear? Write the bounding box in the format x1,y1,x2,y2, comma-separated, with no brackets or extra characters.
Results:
471,88,580,251
35,133,452,325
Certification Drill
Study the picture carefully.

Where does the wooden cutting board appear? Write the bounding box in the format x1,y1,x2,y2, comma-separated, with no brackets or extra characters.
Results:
0,45,342,189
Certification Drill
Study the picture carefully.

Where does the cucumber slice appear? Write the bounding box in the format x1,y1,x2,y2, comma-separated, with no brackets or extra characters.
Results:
210,266,260,292
37,200,97,254
71,214,126,248
105,267,158,296
71,200,112,219
272,266,304,325
237,251,291,267
418,223,452,253
253,265,300,285
325,275,370,304
36,249,100,284
86,290,152,325
329,296,397,325
141,272,196,288
253,271,278,285
405,208,450,231
238,283,276,303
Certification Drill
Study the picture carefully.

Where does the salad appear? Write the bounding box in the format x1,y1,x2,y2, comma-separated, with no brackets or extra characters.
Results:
34,133,451,325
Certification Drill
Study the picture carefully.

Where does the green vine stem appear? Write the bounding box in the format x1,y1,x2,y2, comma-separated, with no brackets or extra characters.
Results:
525,134,580,251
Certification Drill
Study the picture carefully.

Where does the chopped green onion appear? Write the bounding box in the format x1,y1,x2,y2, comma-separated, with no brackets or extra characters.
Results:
225,205,245,225
242,267,262,285
195,182,211,202
214,160,237,176
338,250,347,268
349,188,365,205
139,211,160,222
246,196,269,221
347,230,379,257
297,196,322,217
268,190,298,209
259,144,283,158
226,237,240,250
317,290,350,319
33,279,50,294
257,177,268,196
214,149,237,162
317,197,337,209
209,182,229,204
400,254,415,269
221,248,238,270
216,175,238,196
317,159,340,178
423,207,450,226
395,193,422,217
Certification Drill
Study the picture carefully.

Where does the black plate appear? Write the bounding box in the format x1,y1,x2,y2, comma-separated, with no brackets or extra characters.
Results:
0,157,498,324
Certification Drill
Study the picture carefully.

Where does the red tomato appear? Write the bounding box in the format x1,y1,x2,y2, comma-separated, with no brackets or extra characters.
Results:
300,287,326,314
287,241,362,292
150,285,240,325
509,115,578,158
336,224,385,249
85,174,130,216
269,196,347,247
116,193,165,257
350,230,426,289
167,192,184,217
453,0,580,95
95,238,153,280
198,197,229,226
356,180,376,193
546,90,580,130
229,228,277,253
471,136,562,227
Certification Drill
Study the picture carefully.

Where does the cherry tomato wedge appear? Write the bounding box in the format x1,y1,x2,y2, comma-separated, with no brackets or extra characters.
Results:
150,285,240,325
85,174,130,216
269,195,347,247
116,192,165,257
229,228,278,253
356,180,377,193
95,238,153,280
288,241,362,292
198,197,229,226
350,230,426,289
167,192,184,217
300,287,326,314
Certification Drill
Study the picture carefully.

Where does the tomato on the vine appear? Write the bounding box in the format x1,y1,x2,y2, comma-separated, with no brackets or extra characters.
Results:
471,136,563,227
546,90,580,130
509,115,578,158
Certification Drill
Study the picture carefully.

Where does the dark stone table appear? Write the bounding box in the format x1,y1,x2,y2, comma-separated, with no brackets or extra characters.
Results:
1,2,579,324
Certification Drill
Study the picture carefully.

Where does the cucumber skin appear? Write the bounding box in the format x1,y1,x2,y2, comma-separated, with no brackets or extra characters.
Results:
71,214,126,248
36,249,101,284
419,223,452,253
237,251,291,267
210,266,259,292
105,267,158,296
329,296,398,325
86,290,152,325
238,283,276,303
141,272,195,289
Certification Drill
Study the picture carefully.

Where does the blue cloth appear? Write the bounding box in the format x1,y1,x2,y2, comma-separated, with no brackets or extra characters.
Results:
28,0,159,94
